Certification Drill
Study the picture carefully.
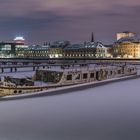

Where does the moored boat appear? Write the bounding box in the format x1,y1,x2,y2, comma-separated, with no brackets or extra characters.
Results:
0,64,137,96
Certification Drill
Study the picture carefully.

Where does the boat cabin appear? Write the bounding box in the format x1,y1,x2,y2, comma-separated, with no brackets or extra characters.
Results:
3,76,34,86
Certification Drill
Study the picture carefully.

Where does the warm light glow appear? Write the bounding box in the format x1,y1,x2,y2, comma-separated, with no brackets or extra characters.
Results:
14,36,25,41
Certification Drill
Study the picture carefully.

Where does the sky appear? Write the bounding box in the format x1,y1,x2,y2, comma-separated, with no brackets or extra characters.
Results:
0,0,140,44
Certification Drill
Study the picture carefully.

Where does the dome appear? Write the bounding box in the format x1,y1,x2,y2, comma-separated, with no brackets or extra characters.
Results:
116,36,140,43
14,36,25,41
14,36,25,44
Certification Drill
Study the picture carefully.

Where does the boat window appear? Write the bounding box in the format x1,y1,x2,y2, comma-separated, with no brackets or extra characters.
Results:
67,75,72,80
118,70,121,74
36,70,63,83
90,73,94,78
96,71,99,80
83,73,88,79
19,90,22,93
14,90,17,94
75,74,80,80
129,69,132,72
105,71,108,76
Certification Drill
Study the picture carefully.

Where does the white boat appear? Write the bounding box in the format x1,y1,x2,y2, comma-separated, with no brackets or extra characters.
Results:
0,65,137,96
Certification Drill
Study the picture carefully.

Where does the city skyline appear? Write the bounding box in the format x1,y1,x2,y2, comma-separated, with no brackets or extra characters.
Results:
0,0,140,44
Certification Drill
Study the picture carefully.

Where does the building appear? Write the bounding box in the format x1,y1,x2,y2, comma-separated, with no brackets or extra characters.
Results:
105,45,113,58
117,31,136,40
112,35,140,58
48,41,70,58
63,42,107,58
18,45,50,58
18,41,108,59
0,33,108,58
0,42,28,58
0,36,28,58
21,41,70,58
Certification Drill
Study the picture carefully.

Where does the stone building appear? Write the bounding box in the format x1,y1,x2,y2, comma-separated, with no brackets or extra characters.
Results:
112,36,140,58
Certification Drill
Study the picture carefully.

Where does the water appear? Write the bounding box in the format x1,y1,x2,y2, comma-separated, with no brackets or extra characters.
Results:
0,78,140,140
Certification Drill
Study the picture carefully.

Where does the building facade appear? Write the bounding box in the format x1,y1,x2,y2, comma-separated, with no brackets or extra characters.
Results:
112,33,140,58
0,33,109,59
18,41,108,59
64,42,107,58
117,31,136,41
0,42,28,58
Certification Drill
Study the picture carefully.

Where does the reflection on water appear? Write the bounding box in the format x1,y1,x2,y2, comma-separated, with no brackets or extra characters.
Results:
0,78,140,140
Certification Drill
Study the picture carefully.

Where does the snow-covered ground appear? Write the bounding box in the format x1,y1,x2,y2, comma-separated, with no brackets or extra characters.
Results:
0,71,35,78
0,70,140,139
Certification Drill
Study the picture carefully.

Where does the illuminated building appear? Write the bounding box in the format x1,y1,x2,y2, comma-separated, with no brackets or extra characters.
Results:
20,41,107,58
105,45,113,58
0,37,28,58
0,42,28,58
64,42,107,58
113,34,140,58
117,31,136,40
48,41,70,58
18,45,50,58
14,36,25,44
0,34,108,58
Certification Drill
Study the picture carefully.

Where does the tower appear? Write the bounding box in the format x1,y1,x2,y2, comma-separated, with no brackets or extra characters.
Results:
91,32,94,42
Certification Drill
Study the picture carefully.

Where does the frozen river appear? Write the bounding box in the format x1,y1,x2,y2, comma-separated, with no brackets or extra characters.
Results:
0,76,140,140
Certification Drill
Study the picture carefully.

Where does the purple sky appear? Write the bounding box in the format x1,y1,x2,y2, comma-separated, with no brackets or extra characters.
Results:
0,0,140,44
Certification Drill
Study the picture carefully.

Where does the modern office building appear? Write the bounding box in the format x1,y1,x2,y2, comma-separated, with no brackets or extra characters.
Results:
0,36,28,58
0,42,28,58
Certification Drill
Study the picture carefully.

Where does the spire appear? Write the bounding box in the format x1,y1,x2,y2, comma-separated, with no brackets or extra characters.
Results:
91,32,94,42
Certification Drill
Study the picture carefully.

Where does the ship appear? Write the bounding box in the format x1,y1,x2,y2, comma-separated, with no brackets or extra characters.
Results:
0,64,137,97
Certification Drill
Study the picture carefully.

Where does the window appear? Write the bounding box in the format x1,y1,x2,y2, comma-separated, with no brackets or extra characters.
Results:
90,73,94,78
118,70,121,74
14,90,17,94
83,73,88,79
19,90,22,93
75,74,80,80
67,75,72,80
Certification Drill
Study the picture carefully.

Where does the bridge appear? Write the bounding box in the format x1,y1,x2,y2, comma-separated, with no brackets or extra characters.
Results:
0,57,140,63
0,57,140,73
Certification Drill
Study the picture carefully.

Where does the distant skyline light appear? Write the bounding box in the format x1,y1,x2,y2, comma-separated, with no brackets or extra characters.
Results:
14,36,25,41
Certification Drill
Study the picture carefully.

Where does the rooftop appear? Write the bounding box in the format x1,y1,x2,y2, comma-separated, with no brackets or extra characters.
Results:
116,36,140,43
